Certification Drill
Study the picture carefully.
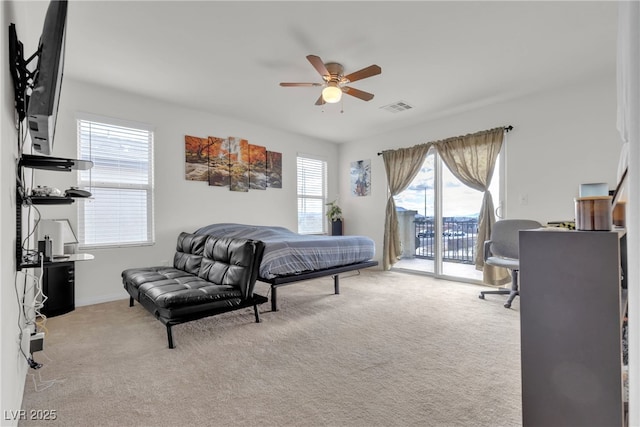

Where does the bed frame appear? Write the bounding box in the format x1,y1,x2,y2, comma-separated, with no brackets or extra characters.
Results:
258,260,379,311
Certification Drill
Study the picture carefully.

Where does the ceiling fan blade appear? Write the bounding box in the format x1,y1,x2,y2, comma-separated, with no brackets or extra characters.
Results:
344,65,382,83
343,86,375,101
314,95,326,106
307,55,330,79
280,82,324,87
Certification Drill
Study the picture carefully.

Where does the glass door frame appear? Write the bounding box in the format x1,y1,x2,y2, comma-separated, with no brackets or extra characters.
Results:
433,149,444,276
405,145,505,284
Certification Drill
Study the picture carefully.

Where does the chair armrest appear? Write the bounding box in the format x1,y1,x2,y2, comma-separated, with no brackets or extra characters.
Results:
483,240,493,263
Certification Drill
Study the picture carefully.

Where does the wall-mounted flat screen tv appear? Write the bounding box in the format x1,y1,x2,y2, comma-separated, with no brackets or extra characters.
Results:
27,0,68,156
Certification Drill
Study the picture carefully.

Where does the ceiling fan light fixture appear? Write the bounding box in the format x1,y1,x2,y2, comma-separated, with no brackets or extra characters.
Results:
280,55,380,106
322,83,342,103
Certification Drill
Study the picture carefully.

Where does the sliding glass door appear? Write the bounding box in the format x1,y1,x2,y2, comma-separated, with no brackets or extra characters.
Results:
393,148,502,282
394,154,436,273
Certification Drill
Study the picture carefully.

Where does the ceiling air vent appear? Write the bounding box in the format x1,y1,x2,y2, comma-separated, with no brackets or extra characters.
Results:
380,101,413,113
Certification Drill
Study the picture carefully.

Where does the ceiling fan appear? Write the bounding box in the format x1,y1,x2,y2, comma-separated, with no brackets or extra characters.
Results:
280,55,382,106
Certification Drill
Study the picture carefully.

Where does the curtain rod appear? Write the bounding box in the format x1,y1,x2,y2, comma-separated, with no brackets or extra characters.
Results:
376,125,513,156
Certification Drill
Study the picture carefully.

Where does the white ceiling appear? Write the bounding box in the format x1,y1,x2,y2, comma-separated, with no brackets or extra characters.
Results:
56,1,617,143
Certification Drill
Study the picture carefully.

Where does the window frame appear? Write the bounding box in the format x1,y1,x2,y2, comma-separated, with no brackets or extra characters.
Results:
76,113,155,249
296,153,328,235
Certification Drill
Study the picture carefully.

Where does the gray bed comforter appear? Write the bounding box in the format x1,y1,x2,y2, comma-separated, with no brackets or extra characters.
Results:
195,223,375,279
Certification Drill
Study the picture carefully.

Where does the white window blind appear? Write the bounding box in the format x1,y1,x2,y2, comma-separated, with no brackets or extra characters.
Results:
297,155,327,234
77,118,154,248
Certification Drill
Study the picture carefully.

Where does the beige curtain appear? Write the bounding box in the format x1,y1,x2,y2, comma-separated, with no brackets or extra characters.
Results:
436,127,508,286
381,143,433,270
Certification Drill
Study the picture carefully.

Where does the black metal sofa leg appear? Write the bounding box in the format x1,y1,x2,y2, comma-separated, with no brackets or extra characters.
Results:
129,296,134,307
271,286,278,312
166,324,175,349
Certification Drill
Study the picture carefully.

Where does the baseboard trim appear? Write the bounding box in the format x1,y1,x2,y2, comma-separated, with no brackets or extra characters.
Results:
76,292,128,307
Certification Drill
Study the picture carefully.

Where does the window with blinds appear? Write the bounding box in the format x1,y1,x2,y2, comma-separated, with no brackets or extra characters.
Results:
77,117,154,248
297,155,327,234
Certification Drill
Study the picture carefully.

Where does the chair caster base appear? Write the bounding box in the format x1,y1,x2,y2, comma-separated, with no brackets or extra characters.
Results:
479,294,485,300
504,302,512,308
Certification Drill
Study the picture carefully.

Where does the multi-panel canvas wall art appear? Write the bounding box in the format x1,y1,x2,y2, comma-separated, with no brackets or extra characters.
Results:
266,151,282,188
184,135,210,182
207,136,230,187
249,144,267,190
228,137,249,192
184,134,282,192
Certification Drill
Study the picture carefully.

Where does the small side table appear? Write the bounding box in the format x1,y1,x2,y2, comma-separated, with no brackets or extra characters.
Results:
331,220,343,236
40,253,94,317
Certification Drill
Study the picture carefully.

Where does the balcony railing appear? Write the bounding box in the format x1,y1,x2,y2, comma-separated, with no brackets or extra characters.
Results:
414,219,478,264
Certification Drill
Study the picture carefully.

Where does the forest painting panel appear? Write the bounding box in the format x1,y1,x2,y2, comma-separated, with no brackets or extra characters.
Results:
266,151,282,188
228,137,250,192
207,136,230,187
185,133,282,192
184,135,210,181
249,144,267,190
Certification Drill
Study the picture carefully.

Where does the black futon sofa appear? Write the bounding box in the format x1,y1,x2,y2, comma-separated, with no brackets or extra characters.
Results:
122,232,268,348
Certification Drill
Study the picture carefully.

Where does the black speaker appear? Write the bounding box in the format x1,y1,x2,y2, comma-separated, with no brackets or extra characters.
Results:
37,238,52,262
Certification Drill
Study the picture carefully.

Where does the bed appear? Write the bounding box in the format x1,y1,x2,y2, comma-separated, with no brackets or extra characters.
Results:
195,223,378,311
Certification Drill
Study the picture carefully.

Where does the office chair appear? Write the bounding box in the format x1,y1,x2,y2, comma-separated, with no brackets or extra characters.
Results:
478,219,542,308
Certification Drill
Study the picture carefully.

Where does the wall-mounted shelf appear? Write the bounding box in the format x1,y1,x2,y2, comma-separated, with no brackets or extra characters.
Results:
18,155,92,206
27,196,75,205
19,154,93,172
17,155,93,270
19,253,94,271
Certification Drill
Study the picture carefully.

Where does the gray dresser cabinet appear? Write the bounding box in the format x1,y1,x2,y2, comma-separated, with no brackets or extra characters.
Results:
519,229,627,427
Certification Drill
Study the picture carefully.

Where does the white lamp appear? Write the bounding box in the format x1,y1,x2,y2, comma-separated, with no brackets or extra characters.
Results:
38,219,79,256
322,83,342,103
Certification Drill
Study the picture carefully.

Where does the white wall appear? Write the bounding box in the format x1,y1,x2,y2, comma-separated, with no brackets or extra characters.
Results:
0,1,626,422
339,72,623,264
1,1,44,424
34,79,339,305
618,2,639,423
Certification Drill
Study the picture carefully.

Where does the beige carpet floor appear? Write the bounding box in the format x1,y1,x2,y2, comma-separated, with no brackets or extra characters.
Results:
20,270,522,427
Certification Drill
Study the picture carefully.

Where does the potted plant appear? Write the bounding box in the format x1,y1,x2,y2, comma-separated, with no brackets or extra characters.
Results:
326,200,343,236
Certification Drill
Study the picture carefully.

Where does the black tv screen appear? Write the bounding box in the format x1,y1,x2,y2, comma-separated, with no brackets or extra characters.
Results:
27,0,68,156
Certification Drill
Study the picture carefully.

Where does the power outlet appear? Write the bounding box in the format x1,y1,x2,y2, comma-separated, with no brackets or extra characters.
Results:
30,332,45,353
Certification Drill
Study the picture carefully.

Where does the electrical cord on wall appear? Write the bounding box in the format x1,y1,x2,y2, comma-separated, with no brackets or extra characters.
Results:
18,139,48,336
14,118,47,369
14,275,30,364
14,122,44,370
28,257,47,331
29,257,46,370
16,121,41,264
15,269,42,370
21,204,41,264
15,255,47,370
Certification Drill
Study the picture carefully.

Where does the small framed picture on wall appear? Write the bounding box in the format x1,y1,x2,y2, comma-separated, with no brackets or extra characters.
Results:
351,159,371,197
